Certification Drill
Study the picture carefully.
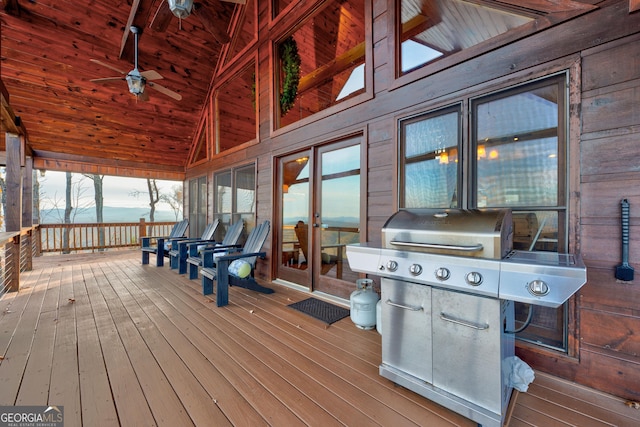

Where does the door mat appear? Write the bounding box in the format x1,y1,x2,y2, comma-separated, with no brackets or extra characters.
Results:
288,297,350,325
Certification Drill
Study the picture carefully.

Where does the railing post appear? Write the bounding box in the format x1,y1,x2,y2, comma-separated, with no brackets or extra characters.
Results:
35,225,42,257
139,218,147,246
8,235,21,292
24,230,33,271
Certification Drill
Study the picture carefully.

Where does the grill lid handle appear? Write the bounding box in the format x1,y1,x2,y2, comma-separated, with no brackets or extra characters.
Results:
390,240,484,252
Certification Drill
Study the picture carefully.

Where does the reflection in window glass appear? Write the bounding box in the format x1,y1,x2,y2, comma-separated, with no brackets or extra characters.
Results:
277,0,366,128
476,89,559,208
399,0,533,75
401,108,460,208
213,165,256,241
320,144,360,278
216,64,256,153
473,76,567,351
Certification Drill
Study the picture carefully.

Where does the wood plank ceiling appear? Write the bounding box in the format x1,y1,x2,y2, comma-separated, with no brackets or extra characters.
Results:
1,0,240,179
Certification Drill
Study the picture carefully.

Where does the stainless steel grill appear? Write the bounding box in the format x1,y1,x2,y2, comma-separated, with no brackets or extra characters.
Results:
346,208,587,427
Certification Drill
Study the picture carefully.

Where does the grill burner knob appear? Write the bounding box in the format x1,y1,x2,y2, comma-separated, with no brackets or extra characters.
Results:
465,271,483,286
435,267,450,281
528,279,550,296
386,260,398,272
409,264,423,276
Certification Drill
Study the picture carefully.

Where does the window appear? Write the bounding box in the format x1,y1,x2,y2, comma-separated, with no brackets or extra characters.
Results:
396,0,595,78
188,176,207,238
213,164,256,241
398,0,534,75
215,63,257,154
399,73,570,351
275,0,366,128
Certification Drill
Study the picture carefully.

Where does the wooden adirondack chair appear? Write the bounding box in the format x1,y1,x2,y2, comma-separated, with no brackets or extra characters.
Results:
201,220,273,307
168,219,220,273
186,220,244,280
141,219,189,267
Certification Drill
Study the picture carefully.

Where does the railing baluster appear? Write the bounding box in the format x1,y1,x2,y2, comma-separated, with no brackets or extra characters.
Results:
36,221,177,253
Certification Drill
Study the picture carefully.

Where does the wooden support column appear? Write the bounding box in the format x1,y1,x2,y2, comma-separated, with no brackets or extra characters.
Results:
5,133,22,232
22,156,33,227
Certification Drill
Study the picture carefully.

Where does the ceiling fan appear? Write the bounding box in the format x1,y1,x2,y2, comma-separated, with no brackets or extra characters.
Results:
90,26,182,102
150,0,246,45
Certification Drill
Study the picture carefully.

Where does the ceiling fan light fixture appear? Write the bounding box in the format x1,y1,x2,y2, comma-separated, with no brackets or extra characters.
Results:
168,0,193,19
126,70,146,96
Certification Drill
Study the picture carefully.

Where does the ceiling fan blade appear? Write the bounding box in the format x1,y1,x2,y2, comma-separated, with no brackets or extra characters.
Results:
141,69,164,80
90,59,127,75
150,1,173,32
147,81,182,101
90,77,125,83
193,2,231,44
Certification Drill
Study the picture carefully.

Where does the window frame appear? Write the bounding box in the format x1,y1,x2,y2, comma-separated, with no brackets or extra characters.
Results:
212,163,257,241
398,71,575,353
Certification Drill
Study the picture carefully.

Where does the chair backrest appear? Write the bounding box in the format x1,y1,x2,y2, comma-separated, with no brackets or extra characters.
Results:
221,220,244,246
293,221,309,262
170,219,189,238
241,220,270,267
201,219,220,240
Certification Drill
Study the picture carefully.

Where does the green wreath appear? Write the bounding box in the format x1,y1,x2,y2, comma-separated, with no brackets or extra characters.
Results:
279,36,301,116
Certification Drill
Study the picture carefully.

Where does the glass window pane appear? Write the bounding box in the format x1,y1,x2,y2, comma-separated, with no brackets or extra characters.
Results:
214,171,232,214
401,108,460,208
277,0,366,128
235,165,256,214
475,87,560,208
399,0,533,75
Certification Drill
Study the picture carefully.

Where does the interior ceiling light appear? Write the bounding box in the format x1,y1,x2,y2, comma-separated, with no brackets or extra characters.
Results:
168,0,193,19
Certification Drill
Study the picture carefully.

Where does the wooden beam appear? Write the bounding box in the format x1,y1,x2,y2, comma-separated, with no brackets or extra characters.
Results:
297,42,365,96
33,151,185,181
631,0,640,13
1,80,27,136
120,0,160,61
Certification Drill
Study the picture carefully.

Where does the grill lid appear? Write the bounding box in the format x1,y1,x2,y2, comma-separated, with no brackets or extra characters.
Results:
382,208,513,259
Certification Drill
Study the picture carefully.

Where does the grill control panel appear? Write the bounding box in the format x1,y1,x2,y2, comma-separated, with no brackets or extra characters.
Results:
373,248,502,298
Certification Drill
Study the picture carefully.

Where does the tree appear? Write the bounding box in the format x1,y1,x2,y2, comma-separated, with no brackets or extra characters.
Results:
86,174,105,249
63,172,73,253
160,184,183,220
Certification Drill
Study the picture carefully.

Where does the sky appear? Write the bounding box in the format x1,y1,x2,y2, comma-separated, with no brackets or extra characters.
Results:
37,171,181,210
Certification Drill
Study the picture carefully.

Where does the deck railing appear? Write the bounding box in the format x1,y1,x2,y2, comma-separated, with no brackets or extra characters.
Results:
1,227,37,295
0,221,177,296
38,220,177,253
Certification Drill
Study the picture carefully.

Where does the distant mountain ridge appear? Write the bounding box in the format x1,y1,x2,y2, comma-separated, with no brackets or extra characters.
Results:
39,206,180,224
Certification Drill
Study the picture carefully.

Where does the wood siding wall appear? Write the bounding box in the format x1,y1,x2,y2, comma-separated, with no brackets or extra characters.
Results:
186,0,640,401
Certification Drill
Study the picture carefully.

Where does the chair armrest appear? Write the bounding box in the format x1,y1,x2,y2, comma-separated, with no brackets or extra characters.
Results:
217,251,267,262
200,243,242,254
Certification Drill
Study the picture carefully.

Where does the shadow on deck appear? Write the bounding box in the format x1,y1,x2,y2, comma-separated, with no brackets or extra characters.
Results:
1,250,638,426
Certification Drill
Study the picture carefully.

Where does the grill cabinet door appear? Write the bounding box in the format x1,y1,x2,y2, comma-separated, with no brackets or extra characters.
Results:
381,278,432,383
431,288,506,414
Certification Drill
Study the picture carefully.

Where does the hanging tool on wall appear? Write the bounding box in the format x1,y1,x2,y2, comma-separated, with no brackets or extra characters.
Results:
615,198,634,281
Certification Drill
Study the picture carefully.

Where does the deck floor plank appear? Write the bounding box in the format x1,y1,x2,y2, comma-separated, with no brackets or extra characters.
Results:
100,261,234,427
1,250,639,427
0,267,51,405
82,260,157,426
136,263,330,426
88,262,196,427
73,264,120,427
49,265,82,427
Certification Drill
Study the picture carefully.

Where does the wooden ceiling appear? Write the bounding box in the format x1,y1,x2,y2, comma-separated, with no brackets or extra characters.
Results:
1,0,243,180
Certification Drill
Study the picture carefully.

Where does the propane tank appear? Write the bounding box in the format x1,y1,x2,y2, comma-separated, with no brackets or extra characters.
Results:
350,279,380,330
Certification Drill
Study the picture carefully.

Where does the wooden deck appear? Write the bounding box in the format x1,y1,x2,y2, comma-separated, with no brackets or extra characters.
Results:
1,250,638,427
